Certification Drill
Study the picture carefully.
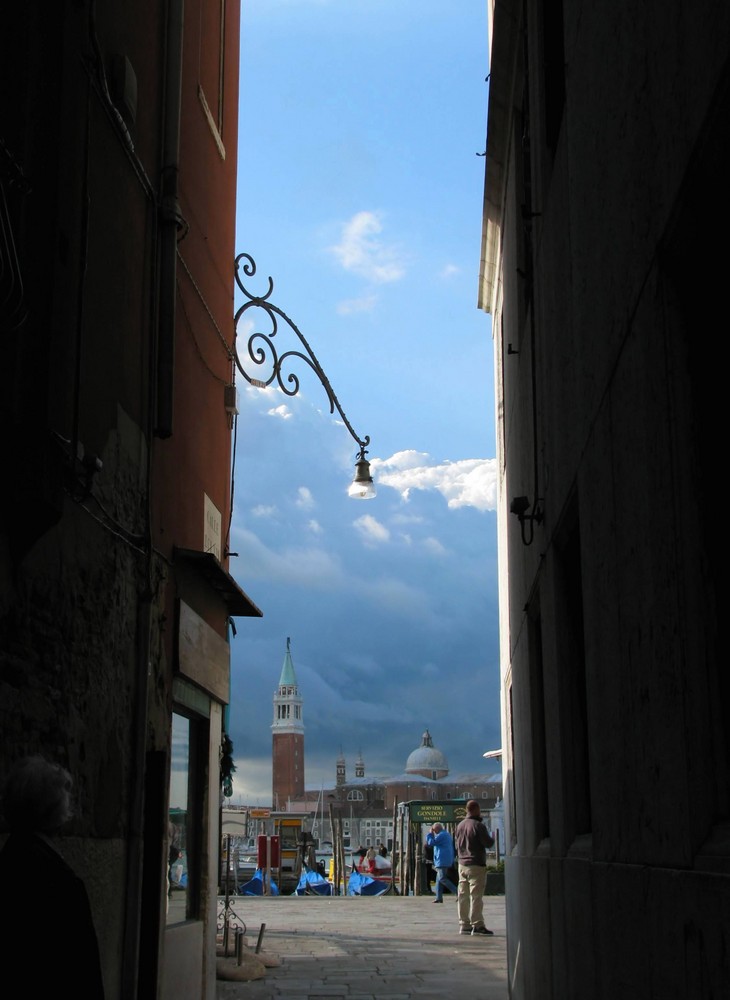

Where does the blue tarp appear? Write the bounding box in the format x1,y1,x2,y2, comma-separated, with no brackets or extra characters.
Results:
294,867,333,896
347,870,392,896
238,869,279,896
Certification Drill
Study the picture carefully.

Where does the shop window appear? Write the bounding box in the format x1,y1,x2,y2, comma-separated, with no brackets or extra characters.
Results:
166,710,207,925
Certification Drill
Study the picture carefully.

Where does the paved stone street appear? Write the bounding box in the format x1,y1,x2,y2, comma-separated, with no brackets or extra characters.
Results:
216,893,508,999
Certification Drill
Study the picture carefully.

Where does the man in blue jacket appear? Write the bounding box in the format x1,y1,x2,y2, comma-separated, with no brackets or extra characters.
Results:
426,822,457,903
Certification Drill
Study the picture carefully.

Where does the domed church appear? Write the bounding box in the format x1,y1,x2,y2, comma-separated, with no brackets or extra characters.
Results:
404,729,449,780
318,727,502,852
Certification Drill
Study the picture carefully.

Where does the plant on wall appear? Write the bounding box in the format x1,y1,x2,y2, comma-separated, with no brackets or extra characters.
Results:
220,734,236,798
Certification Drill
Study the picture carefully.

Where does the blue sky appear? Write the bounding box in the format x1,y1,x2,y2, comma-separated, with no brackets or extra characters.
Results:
226,0,499,804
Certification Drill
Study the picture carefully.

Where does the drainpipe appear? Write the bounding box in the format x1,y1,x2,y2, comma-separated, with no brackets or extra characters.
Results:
156,0,185,439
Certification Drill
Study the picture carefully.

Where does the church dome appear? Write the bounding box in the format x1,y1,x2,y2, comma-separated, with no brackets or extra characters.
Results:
405,729,448,778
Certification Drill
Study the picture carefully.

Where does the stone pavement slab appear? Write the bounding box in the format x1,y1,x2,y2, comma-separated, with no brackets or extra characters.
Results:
216,894,508,999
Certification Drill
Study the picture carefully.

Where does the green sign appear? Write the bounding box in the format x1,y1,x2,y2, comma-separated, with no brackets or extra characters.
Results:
407,801,468,824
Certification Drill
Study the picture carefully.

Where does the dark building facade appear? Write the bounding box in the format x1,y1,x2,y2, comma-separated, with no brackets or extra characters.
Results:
480,1,728,997
0,3,261,998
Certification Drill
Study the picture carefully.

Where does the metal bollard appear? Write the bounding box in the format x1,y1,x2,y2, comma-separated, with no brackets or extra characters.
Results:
255,923,266,954
235,928,244,965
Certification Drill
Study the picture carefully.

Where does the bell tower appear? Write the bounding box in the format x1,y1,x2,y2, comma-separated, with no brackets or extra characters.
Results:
272,637,305,808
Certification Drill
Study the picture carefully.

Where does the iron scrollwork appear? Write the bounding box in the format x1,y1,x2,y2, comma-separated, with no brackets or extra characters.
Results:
233,252,370,461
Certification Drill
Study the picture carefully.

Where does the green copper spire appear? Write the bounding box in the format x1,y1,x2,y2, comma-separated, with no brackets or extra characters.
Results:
278,636,297,687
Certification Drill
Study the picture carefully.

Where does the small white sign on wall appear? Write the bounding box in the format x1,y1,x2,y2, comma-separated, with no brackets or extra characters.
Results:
203,493,222,560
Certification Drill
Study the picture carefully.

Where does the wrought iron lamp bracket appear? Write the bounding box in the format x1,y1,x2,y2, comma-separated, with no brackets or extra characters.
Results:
233,252,370,461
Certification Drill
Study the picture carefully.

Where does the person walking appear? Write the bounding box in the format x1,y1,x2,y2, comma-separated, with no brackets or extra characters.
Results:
454,798,495,936
426,822,457,903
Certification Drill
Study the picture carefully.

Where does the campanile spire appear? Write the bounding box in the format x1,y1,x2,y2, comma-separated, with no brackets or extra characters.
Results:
272,637,305,806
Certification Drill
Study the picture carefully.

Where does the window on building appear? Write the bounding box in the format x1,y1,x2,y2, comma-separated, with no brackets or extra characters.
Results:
197,0,227,153
167,709,207,925
347,790,364,801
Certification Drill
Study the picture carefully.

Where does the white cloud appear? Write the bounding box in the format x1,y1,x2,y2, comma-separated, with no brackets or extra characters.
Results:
268,403,293,420
395,532,446,556
296,486,315,509
230,527,346,589
422,536,447,555
329,211,406,284
251,504,277,518
371,450,498,511
336,294,378,315
307,519,323,534
359,575,434,619
390,512,425,526
375,450,429,471
440,263,460,278
352,514,390,546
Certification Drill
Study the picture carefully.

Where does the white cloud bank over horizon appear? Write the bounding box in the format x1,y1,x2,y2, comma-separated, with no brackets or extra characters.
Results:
372,450,497,512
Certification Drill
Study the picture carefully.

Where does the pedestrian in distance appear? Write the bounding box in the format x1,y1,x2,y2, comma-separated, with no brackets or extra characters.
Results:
454,798,495,936
0,755,106,998
363,846,378,874
426,821,457,902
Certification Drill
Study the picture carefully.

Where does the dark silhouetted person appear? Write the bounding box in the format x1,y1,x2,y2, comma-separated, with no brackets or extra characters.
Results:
454,798,495,936
0,755,105,998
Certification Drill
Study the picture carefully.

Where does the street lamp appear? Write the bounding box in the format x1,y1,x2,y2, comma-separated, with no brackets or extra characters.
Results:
233,253,375,499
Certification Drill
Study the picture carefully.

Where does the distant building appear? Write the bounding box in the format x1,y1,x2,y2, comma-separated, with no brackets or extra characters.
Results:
280,723,502,851
272,638,305,807
255,645,503,852
325,730,502,850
